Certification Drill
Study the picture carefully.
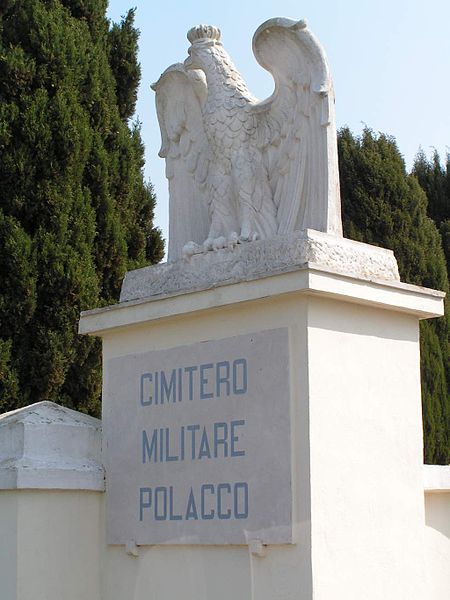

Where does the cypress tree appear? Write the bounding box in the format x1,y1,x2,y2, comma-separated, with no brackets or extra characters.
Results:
0,1,163,416
412,150,450,278
338,127,450,464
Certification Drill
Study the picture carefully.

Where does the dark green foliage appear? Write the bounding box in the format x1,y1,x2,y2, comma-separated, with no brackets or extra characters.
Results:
0,1,163,416
413,150,450,279
338,127,450,464
413,150,450,225
420,322,448,463
109,8,140,121
411,149,450,463
440,220,450,279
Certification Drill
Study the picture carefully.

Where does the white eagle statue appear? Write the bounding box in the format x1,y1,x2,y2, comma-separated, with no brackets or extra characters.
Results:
152,18,343,261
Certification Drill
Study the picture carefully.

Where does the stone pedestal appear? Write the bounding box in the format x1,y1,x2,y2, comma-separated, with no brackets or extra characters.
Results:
79,233,444,600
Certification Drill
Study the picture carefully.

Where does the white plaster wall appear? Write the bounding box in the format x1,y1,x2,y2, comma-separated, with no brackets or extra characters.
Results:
425,491,450,538
0,490,102,600
0,492,18,600
307,298,426,599
424,492,450,598
101,294,313,600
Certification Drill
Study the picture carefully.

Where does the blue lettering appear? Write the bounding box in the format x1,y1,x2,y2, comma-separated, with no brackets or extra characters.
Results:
178,368,183,402
140,373,153,406
180,426,185,461
234,482,249,519
165,428,178,462
230,420,245,457
217,483,232,519
185,487,199,520
154,372,159,404
159,428,164,462
184,366,198,400
233,359,247,394
198,427,212,459
200,363,214,399
214,422,228,458
187,424,200,459
169,486,182,520
139,487,152,521
155,486,167,520
216,361,230,397
142,429,158,463
201,484,215,520
161,369,177,404
140,359,248,406
140,483,249,522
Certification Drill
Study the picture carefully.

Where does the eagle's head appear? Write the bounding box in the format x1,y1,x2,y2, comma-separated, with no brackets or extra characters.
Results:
184,24,222,71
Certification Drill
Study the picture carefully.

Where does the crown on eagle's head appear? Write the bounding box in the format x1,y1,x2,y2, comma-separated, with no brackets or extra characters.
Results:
187,24,221,45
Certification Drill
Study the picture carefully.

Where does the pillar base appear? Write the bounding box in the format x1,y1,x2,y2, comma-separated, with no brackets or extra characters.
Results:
79,242,444,600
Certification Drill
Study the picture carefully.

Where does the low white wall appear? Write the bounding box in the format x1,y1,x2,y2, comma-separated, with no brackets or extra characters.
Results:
2,479,448,600
0,491,17,600
0,490,102,600
424,466,450,597
0,402,104,600
425,491,450,538
424,523,450,600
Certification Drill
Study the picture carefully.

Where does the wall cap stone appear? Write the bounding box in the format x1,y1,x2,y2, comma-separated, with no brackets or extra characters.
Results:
424,464,450,493
0,401,104,491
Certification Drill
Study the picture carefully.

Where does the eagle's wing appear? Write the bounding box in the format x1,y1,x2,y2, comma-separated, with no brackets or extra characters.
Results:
251,18,342,236
153,64,211,261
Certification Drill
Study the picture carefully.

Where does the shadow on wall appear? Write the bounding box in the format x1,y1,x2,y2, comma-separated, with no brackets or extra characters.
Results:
425,493,450,539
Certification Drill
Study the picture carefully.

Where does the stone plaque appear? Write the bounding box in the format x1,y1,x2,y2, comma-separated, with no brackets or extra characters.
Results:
105,328,292,545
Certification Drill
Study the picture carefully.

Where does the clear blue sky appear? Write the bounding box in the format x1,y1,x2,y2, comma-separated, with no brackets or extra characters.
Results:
107,0,450,248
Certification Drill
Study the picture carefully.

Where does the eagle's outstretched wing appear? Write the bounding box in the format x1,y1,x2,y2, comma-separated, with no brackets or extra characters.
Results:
152,64,211,261
251,18,342,236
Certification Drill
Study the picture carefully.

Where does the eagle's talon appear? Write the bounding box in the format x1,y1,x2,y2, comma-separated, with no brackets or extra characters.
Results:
239,231,259,243
182,241,202,258
203,238,214,251
228,232,239,249
212,236,227,250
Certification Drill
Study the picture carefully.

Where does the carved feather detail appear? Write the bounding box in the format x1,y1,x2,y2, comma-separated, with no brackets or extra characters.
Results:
153,18,342,261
